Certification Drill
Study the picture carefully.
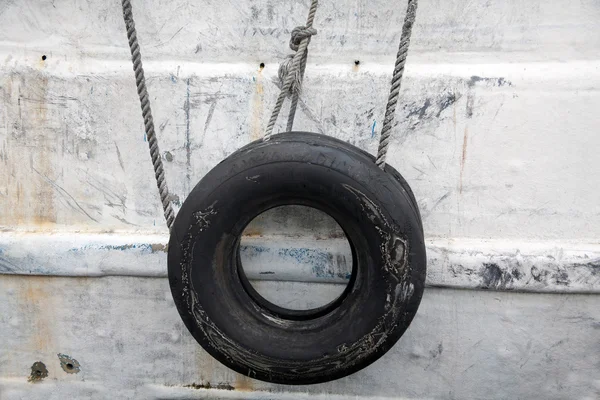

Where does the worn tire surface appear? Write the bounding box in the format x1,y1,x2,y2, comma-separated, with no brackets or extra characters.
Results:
168,132,426,385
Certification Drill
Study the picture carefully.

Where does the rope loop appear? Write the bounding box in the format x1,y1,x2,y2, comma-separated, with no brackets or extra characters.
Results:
289,26,317,51
265,0,320,136
122,0,419,229
278,26,318,96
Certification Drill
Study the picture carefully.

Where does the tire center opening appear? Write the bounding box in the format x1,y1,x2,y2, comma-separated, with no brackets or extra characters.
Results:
238,205,353,314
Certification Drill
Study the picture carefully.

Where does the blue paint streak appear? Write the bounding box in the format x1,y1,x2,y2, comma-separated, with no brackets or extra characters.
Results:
68,244,155,254
241,245,332,276
240,245,269,255
237,244,351,281
143,132,147,142
371,120,377,137
279,247,334,279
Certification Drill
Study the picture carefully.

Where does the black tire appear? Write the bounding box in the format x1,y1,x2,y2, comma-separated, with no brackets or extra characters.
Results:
281,133,423,230
168,132,426,385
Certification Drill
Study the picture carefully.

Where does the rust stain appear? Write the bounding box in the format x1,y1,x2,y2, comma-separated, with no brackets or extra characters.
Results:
28,361,48,382
2,73,58,228
24,278,54,351
2,76,24,226
315,231,347,240
9,276,91,374
459,126,468,194
19,277,56,351
184,382,234,390
234,374,254,391
250,68,264,141
15,181,24,225
195,350,217,385
151,243,168,253
31,74,57,226
57,353,81,374
32,75,49,124
242,227,263,237
38,55,46,70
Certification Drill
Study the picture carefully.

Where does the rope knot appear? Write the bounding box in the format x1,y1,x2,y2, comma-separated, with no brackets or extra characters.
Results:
289,26,317,51
278,26,318,96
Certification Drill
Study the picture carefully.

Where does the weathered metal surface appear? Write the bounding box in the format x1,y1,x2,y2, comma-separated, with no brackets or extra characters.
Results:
1,233,598,293
0,1,599,239
1,0,599,397
0,277,598,399
2,60,600,237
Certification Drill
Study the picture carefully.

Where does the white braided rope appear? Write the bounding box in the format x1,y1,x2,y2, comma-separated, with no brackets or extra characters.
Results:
265,0,318,137
120,0,418,229
375,0,418,169
122,0,175,229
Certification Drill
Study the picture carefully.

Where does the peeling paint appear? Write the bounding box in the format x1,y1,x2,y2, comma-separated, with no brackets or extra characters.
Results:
479,263,514,289
68,243,166,253
0,275,596,398
469,75,513,87
239,243,351,281
184,382,234,390
0,0,598,396
1,233,599,292
57,353,80,374
28,361,48,382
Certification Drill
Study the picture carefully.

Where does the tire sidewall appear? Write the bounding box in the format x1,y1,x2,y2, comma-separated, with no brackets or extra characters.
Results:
168,133,426,384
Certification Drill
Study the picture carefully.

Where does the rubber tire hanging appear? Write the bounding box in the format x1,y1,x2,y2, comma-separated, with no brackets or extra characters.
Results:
168,132,426,385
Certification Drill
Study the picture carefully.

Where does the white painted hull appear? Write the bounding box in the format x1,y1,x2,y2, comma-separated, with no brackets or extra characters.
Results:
1,0,598,398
